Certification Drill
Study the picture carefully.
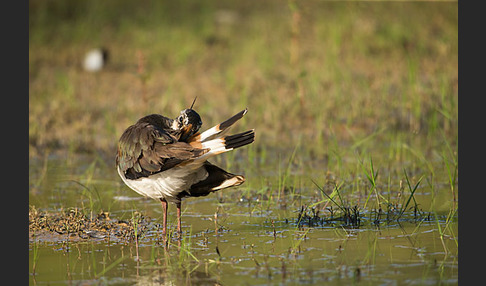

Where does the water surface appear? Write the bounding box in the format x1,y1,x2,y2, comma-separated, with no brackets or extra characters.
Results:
29,151,457,285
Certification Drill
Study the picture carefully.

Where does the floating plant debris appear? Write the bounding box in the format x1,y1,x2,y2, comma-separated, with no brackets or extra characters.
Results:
29,206,152,243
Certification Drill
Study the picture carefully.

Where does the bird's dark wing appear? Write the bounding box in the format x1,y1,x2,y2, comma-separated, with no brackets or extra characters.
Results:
116,121,208,180
179,161,245,198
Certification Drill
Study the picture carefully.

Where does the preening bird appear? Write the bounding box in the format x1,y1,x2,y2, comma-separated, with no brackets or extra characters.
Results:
116,104,254,235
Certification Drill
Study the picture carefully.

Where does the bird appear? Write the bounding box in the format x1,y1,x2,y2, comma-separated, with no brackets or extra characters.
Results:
116,104,254,236
83,48,109,72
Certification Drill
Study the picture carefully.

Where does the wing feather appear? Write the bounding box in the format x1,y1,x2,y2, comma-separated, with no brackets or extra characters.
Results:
116,120,208,180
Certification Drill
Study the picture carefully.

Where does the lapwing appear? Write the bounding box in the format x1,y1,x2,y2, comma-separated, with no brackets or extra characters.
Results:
116,105,254,236
83,48,109,72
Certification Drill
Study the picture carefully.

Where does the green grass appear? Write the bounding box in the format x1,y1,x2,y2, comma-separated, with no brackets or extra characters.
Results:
30,230,40,276
29,1,457,161
29,1,457,284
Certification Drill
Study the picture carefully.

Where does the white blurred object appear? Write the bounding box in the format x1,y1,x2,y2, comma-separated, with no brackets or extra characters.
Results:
83,48,108,72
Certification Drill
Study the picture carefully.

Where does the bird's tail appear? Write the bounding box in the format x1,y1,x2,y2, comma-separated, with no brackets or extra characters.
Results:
191,129,255,161
186,108,254,163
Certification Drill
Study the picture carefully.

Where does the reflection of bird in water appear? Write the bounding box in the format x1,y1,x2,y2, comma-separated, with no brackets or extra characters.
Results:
83,48,109,72
116,101,255,236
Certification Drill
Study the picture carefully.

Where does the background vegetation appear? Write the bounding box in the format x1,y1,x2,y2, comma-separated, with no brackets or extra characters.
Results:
29,1,458,284
29,0,457,160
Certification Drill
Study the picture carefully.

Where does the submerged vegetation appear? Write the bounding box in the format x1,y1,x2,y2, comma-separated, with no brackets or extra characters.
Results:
29,206,149,243
29,0,457,285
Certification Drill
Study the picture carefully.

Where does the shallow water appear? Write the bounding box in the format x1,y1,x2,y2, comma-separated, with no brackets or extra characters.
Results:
29,152,457,285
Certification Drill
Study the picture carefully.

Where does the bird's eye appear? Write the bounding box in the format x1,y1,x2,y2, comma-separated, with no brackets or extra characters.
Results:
178,116,183,124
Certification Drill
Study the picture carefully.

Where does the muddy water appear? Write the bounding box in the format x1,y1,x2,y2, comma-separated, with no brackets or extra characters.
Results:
29,153,457,285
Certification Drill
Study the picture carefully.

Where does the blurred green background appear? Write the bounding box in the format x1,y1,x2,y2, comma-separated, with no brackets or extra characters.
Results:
29,0,457,163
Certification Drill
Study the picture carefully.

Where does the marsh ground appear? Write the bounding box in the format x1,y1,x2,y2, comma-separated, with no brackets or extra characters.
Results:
29,1,457,285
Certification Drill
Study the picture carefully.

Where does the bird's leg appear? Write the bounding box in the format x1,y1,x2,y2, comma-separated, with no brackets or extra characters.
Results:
160,198,168,236
176,202,182,235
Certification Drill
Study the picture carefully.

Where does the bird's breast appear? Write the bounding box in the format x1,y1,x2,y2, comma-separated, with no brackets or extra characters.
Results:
117,163,208,203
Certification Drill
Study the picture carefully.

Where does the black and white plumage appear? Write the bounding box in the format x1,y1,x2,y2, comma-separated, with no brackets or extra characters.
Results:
116,108,254,235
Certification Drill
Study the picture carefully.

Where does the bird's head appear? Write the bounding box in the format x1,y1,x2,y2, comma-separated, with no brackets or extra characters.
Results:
173,108,202,141
172,97,202,141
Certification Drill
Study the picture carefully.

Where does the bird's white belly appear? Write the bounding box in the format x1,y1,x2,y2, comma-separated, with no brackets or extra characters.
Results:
117,165,207,202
